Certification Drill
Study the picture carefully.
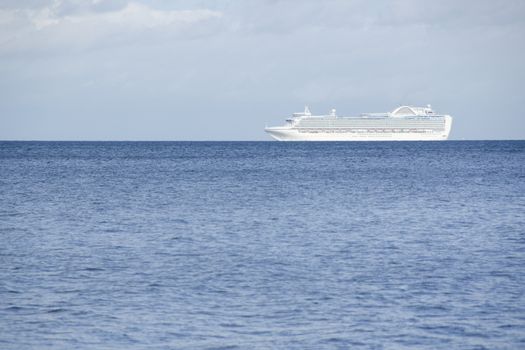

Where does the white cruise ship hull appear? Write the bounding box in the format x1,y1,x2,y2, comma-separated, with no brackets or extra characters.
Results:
265,116,452,141
265,128,450,141
266,106,453,141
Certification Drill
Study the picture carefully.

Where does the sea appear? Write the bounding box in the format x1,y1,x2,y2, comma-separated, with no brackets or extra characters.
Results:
1,141,524,349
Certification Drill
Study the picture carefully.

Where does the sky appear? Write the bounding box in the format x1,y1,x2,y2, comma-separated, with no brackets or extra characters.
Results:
1,0,524,140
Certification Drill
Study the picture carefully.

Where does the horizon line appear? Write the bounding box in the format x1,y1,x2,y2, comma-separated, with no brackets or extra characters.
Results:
1,139,525,142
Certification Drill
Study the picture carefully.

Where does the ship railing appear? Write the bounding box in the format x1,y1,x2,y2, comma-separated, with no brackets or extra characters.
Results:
360,113,390,117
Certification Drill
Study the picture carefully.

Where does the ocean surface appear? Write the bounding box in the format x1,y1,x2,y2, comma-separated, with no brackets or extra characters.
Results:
1,141,524,349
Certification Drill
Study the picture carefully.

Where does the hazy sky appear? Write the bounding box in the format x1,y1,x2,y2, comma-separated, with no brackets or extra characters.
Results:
1,0,524,140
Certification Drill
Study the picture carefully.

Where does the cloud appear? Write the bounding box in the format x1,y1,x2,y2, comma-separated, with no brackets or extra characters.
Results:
223,0,525,37
31,2,221,30
0,1,223,54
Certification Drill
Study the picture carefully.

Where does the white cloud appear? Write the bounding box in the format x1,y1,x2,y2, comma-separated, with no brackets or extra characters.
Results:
32,2,221,29
0,1,223,53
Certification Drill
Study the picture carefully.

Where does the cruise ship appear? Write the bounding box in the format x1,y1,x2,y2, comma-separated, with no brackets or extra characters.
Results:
265,105,452,141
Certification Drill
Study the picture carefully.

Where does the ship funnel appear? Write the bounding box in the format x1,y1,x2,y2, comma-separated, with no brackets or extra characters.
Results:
304,106,311,116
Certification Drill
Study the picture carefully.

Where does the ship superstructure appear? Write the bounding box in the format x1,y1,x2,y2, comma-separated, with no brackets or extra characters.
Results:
265,105,453,141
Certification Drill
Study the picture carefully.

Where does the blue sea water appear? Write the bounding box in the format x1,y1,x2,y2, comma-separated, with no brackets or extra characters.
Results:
1,141,524,349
